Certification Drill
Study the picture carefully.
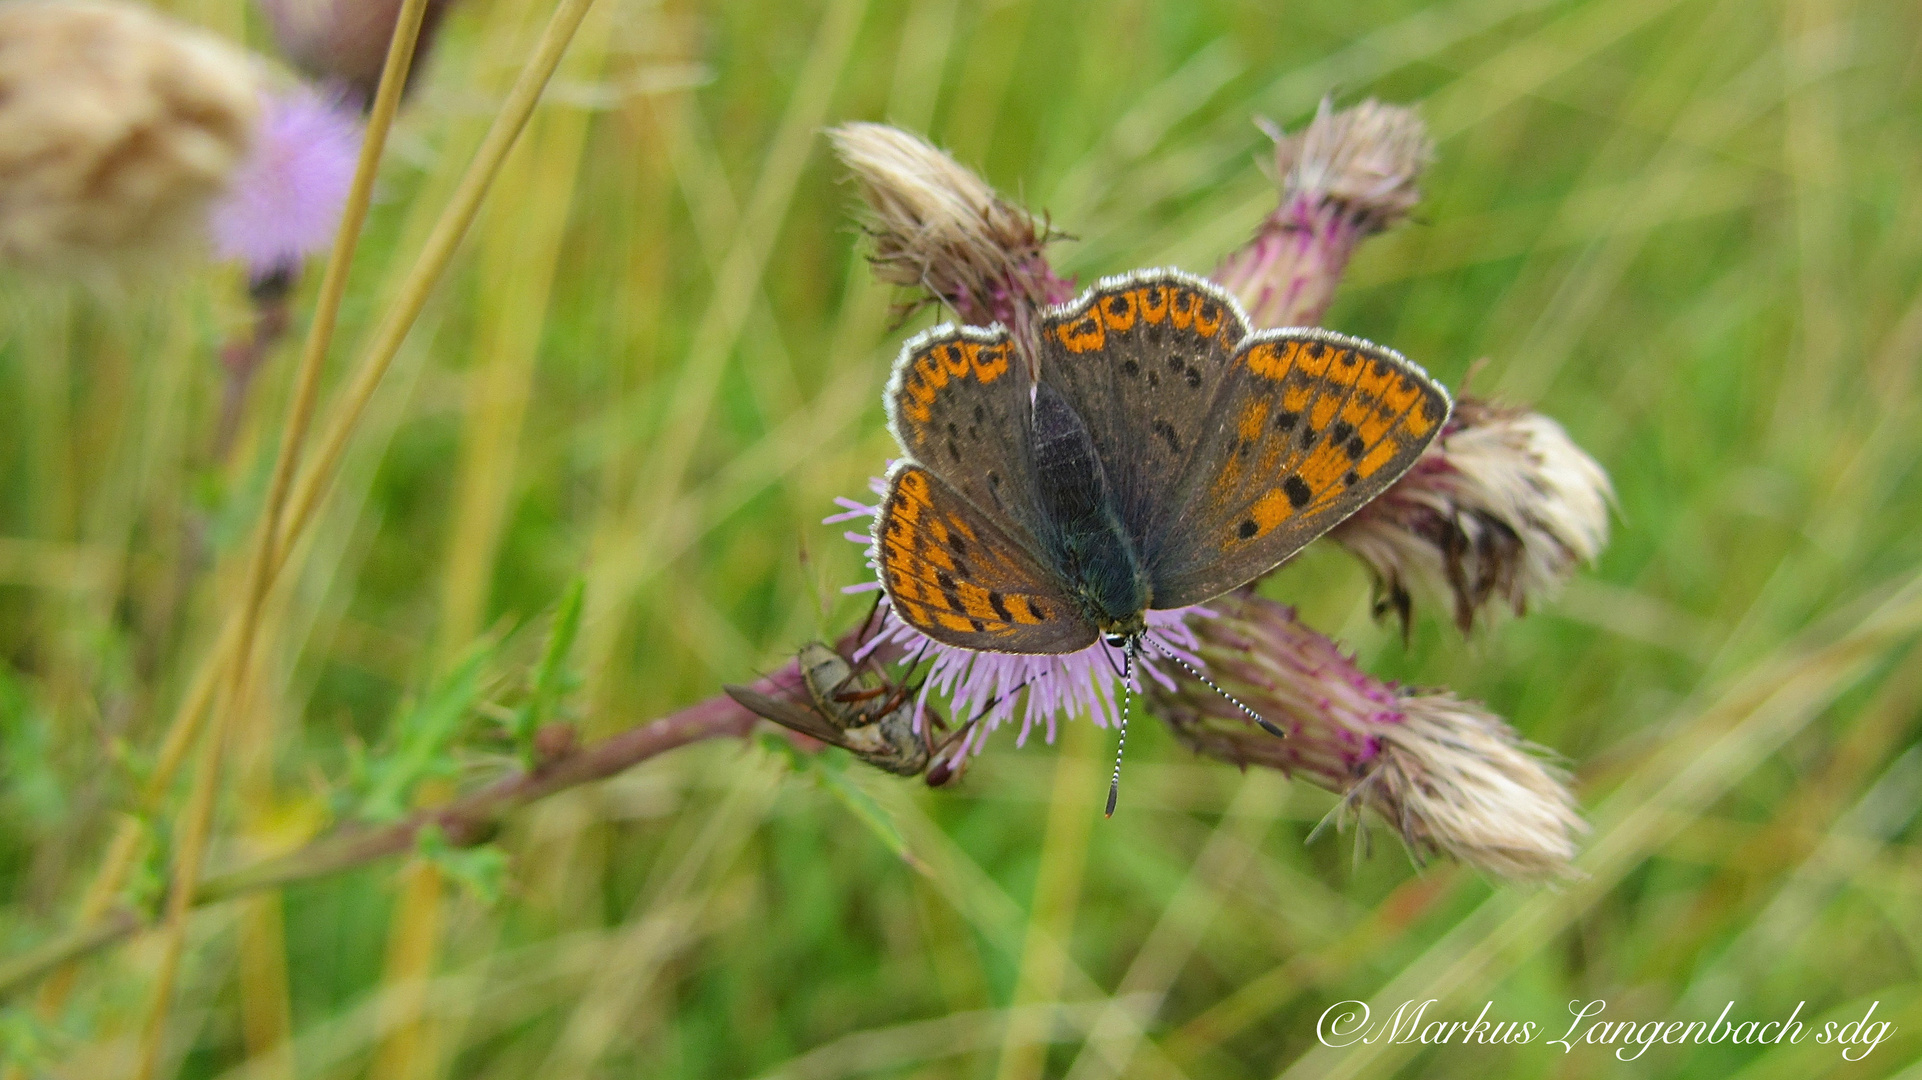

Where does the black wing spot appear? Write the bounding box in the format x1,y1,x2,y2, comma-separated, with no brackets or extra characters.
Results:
1275,410,1300,431
1122,359,1140,377
1200,301,1219,323
1076,317,1097,335
1300,427,1317,449
1237,519,1258,539
1183,366,1202,389
1344,470,1360,486
1305,341,1325,359
1283,476,1312,508
947,531,968,557
1108,296,1129,316
1330,420,1353,444
988,591,1013,622
1344,435,1365,459
947,439,961,462
935,570,956,591
1151,419,1182,455
1144,287,1162,305
969,618,985,632
1337,350,1358,367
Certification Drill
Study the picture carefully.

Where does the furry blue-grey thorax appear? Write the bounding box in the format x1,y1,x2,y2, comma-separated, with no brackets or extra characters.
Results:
1028,379,1151,640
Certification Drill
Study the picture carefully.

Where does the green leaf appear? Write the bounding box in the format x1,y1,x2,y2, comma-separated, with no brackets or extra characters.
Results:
359,643,496,822
509,578,586,759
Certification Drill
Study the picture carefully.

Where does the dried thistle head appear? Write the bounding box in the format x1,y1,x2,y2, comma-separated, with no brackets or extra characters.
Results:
1214,98,1434,328
1269,97,1432,230
0,0,260,276
1333,397,1613,636
828,122,1074,363
1149,593,1584,882
255,0,456,108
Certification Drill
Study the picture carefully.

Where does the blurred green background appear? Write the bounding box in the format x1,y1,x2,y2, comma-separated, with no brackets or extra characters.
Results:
4,0,1922,1076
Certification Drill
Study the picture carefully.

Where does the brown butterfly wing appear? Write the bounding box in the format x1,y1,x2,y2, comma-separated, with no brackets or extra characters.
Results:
1030,270,1249,549
874,464,1095,653
1148,329,1451,608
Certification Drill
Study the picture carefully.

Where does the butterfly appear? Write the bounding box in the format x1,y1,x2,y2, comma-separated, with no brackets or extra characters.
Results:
874,267,1451,659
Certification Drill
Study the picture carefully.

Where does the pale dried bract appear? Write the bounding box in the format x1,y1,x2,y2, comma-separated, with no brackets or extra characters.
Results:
1215,98,1434,328
1333,397,1614,635
827,122,1073,362
1150,592,1585,882
0,0,260,275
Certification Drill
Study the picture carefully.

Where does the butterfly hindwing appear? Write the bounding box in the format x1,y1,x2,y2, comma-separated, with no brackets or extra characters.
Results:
1033,270,1249,553
875,464,1097,653
1147,328,1452,608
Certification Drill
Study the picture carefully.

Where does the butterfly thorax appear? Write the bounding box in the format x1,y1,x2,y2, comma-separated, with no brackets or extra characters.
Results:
1030,381,1150,638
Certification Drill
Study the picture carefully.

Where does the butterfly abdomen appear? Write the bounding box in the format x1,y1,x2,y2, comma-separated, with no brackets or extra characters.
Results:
1031,381,1149,634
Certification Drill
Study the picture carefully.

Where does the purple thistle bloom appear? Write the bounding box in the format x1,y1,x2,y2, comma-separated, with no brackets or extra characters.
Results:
828,479,1211,757
210,85,363,284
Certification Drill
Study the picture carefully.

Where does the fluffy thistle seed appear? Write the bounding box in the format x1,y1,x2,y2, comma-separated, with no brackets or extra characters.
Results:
1149,592,1585,882
1214,98,1434,328
827,122,1075,364
1333,397,1614,635
0,0,260,276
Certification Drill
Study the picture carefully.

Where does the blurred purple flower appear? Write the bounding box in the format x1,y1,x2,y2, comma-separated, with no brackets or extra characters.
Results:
828,478,1209,764
210,86,362,284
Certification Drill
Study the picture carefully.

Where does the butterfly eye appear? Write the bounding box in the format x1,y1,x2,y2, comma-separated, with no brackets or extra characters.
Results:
1102,632,1131,648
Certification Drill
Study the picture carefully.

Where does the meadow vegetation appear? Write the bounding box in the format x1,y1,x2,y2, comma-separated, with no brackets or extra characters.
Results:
1,0,1920,1076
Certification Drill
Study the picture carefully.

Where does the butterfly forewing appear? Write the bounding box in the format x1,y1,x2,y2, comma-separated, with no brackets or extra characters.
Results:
886,326,1054,551
1147,329,1451,608
1032,272,1249,548
876,464,1098,653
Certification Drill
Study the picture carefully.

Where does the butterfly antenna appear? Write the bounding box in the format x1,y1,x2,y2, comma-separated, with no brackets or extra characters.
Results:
1143,637,1287,739
1106,638,1137,818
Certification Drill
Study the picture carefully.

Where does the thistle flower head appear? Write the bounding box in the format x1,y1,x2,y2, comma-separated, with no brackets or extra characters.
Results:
255,0,455,108
1149,592,1584,881
829,481,1208,771
1214,98,1434,328
1333,397,1613,635
0,0,260,277
210,85,362,286
827,122,1075,361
